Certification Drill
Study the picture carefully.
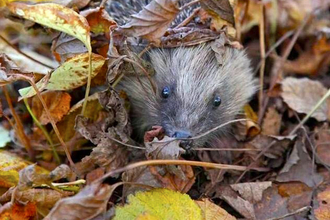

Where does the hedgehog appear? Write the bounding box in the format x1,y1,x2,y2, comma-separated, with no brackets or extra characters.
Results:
106,0,257,148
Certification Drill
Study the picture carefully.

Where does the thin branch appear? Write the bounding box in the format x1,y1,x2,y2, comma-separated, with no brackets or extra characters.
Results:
0,34,54,69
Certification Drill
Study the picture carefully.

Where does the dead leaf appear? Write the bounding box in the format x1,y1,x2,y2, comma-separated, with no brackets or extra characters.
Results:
313,186,330,220
118,0,180,43
276,136,323,188
145,136,185,160
32,91,71,125
45,182,114,220
314,124,330,166
281,77,330,121
196,198,236,220
262,106,282,136
0,202,37,220
51,33,88,63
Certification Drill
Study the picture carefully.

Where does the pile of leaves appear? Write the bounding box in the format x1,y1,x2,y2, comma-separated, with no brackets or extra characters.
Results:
0,0,329,219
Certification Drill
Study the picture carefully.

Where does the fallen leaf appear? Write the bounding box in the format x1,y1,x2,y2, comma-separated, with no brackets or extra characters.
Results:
195,198,236,220
314,186,330,220
118,0,180,43
261,106,282,136
0,202,37,220
114,188,202,220
81,7,116,35
45,182,114,220
19,53,106,99
8,2,91,51
32,91,71,125
276,136,323,188
314,124,330,166
281,77,330,122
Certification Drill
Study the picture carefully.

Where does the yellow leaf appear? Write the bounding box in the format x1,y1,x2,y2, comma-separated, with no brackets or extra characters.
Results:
196,199,236,220
114,188,203,220
7,2,91,52
18,53,105,99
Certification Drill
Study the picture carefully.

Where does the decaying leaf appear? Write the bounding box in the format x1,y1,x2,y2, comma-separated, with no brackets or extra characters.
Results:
7,2,91,51
314,125,330,166
114,188,203,220
261,106,282,136
31,91,71,125
195,198,236,220
118,0,180,43
313,186,330,219
276,136,323,188
45,182,114,220
281,77,330,121
74,89,131,176
19,53,106,99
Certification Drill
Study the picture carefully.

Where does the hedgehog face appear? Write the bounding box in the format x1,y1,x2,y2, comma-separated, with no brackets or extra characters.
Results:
118,43,256,148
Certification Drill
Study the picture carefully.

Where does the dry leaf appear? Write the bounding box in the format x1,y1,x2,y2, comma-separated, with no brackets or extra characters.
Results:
118,0,180,43
261,106,282,136
281,77,330,121
276,136,323,188
314,124,330,166
32,91,71,125
45,183,114,220
195,198,236,220
313,186,330,219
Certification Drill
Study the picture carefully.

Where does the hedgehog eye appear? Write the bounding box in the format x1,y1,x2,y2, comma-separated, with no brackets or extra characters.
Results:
213,96,221,107
161,86,170,98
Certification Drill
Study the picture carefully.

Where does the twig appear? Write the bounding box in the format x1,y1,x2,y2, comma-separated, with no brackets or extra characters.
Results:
17,75,75,168
193,148,260,152
175,7,200,29
258,4,265,121
236,88,330,183
0,34,54,69
266,206,311,220
2,86,34,159
98,159,270,183
23,98,61,164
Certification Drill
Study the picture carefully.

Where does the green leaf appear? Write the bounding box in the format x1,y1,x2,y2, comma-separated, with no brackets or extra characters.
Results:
114,188,203,220
18,53,105,99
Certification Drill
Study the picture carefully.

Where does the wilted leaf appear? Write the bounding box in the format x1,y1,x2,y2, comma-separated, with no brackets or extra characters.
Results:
7,2,91,51
314,186,330,220
200,0,235,24
17,164,50,190
0,202,37,220
314,125,330,166
0,126,11,147
118,0,180,43
81,7,116,35
146,136,185,160
32,91,71,125
281,77,330,121
51,33,88,63
196,198,236,220
114,188,202,220
276,136,323,188
19,53,106,99
45,182,114,220
261,106,282,136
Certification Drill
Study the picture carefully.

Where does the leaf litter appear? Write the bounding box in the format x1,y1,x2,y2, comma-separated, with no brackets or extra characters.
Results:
0,0,329,219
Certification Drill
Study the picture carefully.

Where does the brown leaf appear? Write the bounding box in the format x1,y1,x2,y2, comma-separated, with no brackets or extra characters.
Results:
32,91,71,125
313,186,330,219
145,136,185,160
0,202,37,220
45,183,114,220
51,33,88,63
81,7,117,35
261,106,282,136
276,136,323,188
118,0,180,43
281,77,330,121
217,182,272,219
74,90,131,176
200,0,235,25
314,124,330,166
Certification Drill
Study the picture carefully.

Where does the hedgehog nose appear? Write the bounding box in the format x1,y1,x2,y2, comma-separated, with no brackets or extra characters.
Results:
172,131,192,149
